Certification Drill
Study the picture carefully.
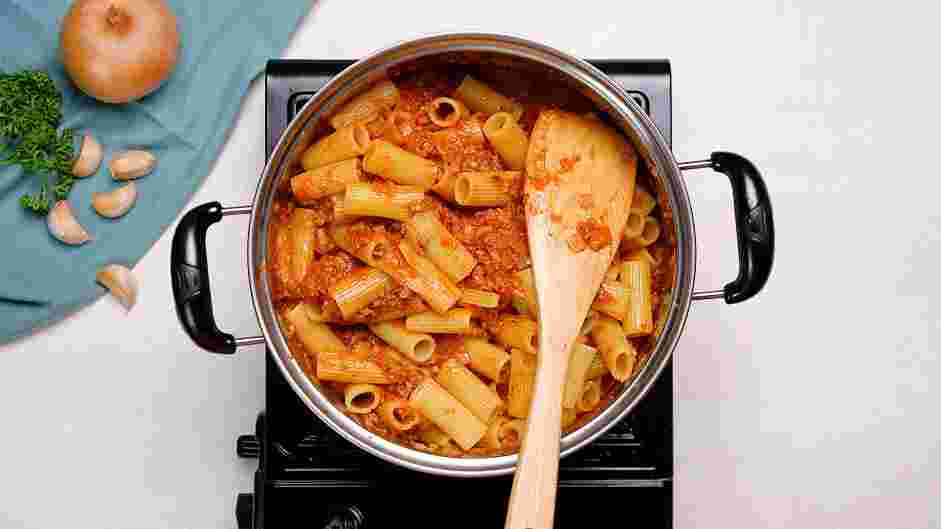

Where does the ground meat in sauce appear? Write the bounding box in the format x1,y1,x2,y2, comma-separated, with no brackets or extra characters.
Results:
267,67,676,456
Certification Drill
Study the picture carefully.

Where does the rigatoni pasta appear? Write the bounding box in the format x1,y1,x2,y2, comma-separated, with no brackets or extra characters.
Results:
363,139,440,189
301,124,371,170
562,343,597,410
591,316,637,382
378,398,420,431
343,182,426,221
428,97,468,128
623,216,661,250
483,112,528,170
406,308,474,334
329,267,391,319
369,320,435,364
453,75,523,118
406,210,476,282
284,304,346,357
291,158,363,204
454,170,521,206
621,258,654,337
435,359,503,424
345,384,383,414
507,348,538,418
330,79,399,129
269,66,675,458
464,337,510,382
409,378,487,450
459,288,500,308
492,315,538,356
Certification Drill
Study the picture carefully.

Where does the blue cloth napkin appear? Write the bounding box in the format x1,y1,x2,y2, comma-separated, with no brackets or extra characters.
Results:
0,0,310,342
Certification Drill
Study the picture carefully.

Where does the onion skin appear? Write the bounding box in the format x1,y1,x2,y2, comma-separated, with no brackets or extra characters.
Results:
61,0,180,104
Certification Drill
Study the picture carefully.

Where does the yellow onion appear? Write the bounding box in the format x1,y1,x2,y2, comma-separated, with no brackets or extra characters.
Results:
60,0,179,104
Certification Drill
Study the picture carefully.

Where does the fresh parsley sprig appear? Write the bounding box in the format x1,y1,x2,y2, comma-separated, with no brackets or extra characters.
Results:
0,70,75,215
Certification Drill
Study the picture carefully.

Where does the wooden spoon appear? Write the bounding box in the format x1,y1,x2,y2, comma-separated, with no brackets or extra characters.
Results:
505,110,637,529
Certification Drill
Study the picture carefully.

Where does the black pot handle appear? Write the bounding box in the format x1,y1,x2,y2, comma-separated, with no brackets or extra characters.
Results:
170,202,263,354
680,152,774,304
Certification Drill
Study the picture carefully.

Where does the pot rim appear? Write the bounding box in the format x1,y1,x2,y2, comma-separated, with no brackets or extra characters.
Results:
247,32,695,477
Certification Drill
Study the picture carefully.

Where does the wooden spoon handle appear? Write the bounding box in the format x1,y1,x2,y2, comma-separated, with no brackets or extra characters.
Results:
504,336,569,529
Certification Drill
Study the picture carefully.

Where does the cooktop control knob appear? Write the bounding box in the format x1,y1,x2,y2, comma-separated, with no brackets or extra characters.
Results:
236,434,260,458
235,493,254,529
323,505,366,529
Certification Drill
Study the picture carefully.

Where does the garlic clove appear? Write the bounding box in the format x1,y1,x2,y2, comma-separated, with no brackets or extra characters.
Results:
47,200,92,245
71,133,103,178
92,182,137,218
96,264,138,310
110,149,156,180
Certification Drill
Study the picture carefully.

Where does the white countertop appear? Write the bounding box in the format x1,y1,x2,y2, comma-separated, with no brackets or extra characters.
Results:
2,1,940,527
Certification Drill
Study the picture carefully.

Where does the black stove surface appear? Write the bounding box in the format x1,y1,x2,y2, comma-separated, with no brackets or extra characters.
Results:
236,59,674,529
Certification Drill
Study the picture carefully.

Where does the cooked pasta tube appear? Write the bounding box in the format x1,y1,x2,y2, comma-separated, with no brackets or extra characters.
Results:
343,182,426,221
329,267,392,319
621,211,646,240
301,124,371,170
431,169,460,203
369,320,435,364
323,306,424,325
454,171,521,207
405,308,474,334
384,110,414,145
291,158,363,204
463,337,510,382
436,359,503,424
511,268,539,317
317,349,392,384
507,348,538,418
591,281,629,322
585,351,608,380
591,316,637,382
492,315,538,356
483,112,528,170
329,223,390,268
330,195,361,224
460,288,500,309
428,97,468,128
330,79,399,129
284,304,347,357
409,379,487,450
397,240,462,314
630,185,657,216
562,343,598,409
623,216,661,250
406,210,476,282
621,259,654,337
453,75,523,118
363,139,441,189
377,398,420,431
344,383,383,414
576,379,602,412
287,208,319,285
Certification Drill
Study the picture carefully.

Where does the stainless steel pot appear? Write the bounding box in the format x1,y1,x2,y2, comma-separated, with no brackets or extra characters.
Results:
170,34,774,477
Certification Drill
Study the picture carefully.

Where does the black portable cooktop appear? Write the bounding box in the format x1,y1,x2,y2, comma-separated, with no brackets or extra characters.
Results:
234,59,674,529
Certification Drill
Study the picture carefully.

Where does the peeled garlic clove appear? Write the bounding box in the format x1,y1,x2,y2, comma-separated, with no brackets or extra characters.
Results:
110,149,156,180
71,133,103,178
96,264,138,310
47,200,92,245
92,182,137,218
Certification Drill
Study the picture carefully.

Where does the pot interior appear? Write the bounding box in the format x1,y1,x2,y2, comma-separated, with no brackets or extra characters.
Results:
248,34,695,477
